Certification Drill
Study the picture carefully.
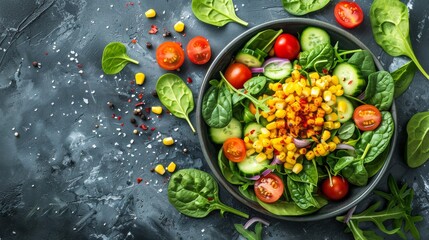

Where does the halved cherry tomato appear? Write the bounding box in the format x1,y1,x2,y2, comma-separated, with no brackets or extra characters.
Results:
353,104,382,131
156,41,185,70
334,1,364,29
273,33,300,60
187,36,211,65
322,176,349,201
254,173,284,203
224,63,252,89
223,138,246,162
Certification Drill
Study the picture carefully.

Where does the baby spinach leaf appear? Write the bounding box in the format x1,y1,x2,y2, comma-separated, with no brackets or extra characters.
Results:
287,177,319,209
191,0,248,27
406,111,429,168
243,76,267,95
287,159,318,186
299,43,334,73
202,81,233,128
239,185,258,202
365,71,394,111
347,50,376,79
391,61,417,98
256,197,327,216
365,147,390,178
338,121,356,140
333,156,356,175
341,158,368,186
370,0,429,79
101,42,139,74
234,222,263,240
218,150,250,185
168,169,249,218
281,0,330,16
244,29,283,54
156,73,196,132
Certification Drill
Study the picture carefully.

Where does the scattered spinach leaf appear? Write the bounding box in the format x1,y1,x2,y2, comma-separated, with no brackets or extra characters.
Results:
202,80,233,128
168,169,249,218
370,0,429,79
101,42,139,75
191,0,248,27
281,0,330,16
156,73,196,132
391,61,417,98
347,50,376,79
406,111,429,168
364,71,394,111
299,43,334,73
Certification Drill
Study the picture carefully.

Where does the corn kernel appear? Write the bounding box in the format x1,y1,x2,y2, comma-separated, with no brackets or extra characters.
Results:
245,142,253,149
286,157,296,165
333,121,341,129
253,140,263,153
328,142,337,151
324,121,334,130
162,137,174,146
292,163,303,174
284,162,294,170
262,138,271,148
302,87,311,97
331,75,339,85
275,109,287,118
336,89,344,96
256,152,267,162
260,128,270,137
325,112,339,122
321,103,332,114
332,136,341,144
321,130,331,142
135,72,145,85
174,21,185,33
315,117,324,126
309,72,319,80
267,114,276,122
323,91,332,102
337,100,348,114
152,106,163,114
311,86,320,97
298,148,307,155
275,101,286,110
286,142,296,151
246,149,256,156
145,9,156,18
292,70,300,80
167,162,177,173
273,144,283,152
154,164,165,175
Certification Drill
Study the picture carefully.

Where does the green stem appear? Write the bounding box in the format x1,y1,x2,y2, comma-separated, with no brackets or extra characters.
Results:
216,203,249,218
185,116,196,133
233,16,249,26
360,143,372,161
409,54,429,80
343,94,366,105
347,220,367,240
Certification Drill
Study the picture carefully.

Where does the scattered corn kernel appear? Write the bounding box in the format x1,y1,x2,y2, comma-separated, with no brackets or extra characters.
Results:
145,9,156,18
174,21,185,33
135,72,145,85
154,164,165,175
151,106,163,114
162,137,174,146
167,162,177,173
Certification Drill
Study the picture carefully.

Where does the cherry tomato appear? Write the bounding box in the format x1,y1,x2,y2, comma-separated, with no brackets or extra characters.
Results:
156,41,185,70
334,1,364,29
223,138,246,162
224,63,252,89
186,36,211,65
273,33,300,60
322,176,349,201
254,173,284,203
353,104,382,131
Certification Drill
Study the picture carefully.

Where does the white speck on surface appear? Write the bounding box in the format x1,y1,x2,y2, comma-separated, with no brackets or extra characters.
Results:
407,0,414,9
201,229,205,233
83,98,89,104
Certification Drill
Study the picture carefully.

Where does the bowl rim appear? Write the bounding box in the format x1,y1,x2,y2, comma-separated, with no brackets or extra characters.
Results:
196,18,398,221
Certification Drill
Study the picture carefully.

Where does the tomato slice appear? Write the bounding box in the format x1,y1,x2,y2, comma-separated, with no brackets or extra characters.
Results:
353,104,382,131
254,173,284,203
334,1,364,29
187,36,211,65
224,63,252,89
156,42,185,70
321,176,349,201
223,138,246,162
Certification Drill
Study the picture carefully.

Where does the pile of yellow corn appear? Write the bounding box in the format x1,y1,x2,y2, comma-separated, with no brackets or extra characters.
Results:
244,67,345,174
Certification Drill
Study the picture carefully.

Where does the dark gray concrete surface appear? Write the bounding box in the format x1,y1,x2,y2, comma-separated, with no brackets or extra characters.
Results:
1,0,428,239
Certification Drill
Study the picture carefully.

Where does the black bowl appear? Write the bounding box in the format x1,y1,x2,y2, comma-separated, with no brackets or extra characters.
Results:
196,18,397,221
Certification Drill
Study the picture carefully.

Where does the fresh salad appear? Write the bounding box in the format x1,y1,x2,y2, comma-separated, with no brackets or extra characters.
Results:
201,26,395,216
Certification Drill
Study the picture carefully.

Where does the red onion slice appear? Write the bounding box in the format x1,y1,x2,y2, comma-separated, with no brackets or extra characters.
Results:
261,168,273,177
293,138,312,148
343,205,357,223
246,175,261,181
270,155,282,165
336,143,355,151
243,217,270,229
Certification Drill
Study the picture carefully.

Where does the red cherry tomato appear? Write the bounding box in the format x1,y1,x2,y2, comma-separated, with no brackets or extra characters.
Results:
353,105,382,131
322,176,349,201
273,33,300,60
254,173,284,203
156,41,185,70
186,36,212,65
224,63,252,89
223,138,246,162
334,1,364,29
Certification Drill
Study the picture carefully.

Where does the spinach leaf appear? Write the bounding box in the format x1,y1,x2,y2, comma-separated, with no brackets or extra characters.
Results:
341,158,368,186
244,29,283,54
370,0,429,80
364,71,394,111
243,76,267,95
156,73,196,132
239,185,258,202
101,42,139,74
202,81,232,128
298,43,334,73
338,121,356,140
234,222,263,240
406,111,429,168
191,0,248,27
356,111,394,163
287,177,319,209
365,147,389,178
333,156,356,175
256,197,327,216
347,50,376,79
391,61,417,98
287,159,318,186
168,169,249,218
218,149,250,185
281,0,330,16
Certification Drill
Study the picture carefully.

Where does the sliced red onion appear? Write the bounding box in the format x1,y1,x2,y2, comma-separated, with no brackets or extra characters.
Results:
251,67,264,73
293,138,312,148
343,205,357,223
270,155,282,165
357,91,365,101
250,58,290,74
246,175,261,181
261,168,273,177
336,143,355,151
243,217,270,229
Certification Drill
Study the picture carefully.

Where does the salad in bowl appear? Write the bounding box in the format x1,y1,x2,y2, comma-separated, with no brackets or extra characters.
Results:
196,18,396,221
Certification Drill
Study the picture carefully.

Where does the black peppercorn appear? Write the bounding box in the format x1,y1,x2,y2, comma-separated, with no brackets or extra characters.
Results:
146,42,152,48
151,90,158,98
130,118,137,124
107,101,114,109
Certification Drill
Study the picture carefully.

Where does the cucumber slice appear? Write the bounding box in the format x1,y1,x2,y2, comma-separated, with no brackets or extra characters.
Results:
235,48,264,67
263,59,292,80
300,27,331,52
335,96,354,123
237,154,270,177
244,122,264,143
333,62,367,96
209,118,242,144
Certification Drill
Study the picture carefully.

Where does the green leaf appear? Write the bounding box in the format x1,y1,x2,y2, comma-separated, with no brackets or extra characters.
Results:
156,73,196,132
287,177,320,209
191,0,248,27
202,81,233,128
364,71,394,111
101,42,139,74
244,29,283,54
256,197,327,216
299,43,334,73
281,0,330,16
287,159,318,186
347,50,377,79
391,61,417,98
406,111,429,168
